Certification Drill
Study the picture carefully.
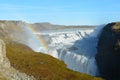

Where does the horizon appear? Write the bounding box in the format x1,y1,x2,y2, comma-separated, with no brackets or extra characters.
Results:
0,0,120,25
0,19,99,26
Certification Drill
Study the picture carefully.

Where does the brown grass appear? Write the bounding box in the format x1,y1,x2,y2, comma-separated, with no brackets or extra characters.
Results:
6,42,102,80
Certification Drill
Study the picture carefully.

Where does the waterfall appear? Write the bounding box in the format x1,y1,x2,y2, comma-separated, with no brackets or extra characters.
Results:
35,26,105,76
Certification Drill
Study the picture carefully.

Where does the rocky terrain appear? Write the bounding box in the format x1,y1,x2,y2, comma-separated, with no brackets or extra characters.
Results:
0,20,28,45
0,39,35,80
96,22,120,80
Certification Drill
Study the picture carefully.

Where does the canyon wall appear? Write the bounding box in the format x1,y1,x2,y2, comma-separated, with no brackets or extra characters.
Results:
96,22,120,80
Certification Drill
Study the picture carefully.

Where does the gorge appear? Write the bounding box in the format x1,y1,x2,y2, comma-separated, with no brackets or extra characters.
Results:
0,20,120,80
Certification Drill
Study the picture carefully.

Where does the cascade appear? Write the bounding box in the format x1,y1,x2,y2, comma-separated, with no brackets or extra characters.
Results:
34,26,105,76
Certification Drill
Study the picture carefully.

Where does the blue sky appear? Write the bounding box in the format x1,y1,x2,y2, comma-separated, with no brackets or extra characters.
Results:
0,0,120,25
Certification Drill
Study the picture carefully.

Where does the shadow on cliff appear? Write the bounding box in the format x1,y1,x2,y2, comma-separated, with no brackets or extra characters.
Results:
96,22,120,80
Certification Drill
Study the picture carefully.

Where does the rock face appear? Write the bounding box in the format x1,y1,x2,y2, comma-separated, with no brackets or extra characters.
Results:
0,39,35,80
96,22,120,80
0,39,10,68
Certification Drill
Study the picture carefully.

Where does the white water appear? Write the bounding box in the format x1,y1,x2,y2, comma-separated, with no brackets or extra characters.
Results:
32,26,105,76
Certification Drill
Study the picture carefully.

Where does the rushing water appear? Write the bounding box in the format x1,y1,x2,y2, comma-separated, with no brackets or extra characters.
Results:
27,25,105,76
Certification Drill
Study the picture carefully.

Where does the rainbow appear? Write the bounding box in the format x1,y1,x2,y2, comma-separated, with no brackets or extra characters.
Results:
7,4,48,53
26,24,48,53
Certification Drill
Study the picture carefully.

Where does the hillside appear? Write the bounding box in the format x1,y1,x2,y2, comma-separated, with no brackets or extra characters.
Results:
6,42,102,80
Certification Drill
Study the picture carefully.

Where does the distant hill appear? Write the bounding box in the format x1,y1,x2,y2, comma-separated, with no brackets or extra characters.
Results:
31,22,96,32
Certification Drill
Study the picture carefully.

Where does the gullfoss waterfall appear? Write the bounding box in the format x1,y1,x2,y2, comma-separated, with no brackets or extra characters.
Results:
24,25,105,76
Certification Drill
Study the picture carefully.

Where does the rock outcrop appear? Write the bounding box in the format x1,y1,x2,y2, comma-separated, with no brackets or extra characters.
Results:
0,39,10,68
96,22,120,80
0,39,35,80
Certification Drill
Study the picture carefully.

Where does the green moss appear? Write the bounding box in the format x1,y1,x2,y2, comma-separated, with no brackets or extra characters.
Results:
6,42,102,80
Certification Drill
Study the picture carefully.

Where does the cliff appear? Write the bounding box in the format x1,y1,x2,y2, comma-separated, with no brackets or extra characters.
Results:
0,39,35,80
96,22,120,80
0,20,30,43
0,39,10,68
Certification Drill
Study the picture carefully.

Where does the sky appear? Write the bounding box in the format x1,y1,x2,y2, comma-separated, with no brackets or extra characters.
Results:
0,0,120,25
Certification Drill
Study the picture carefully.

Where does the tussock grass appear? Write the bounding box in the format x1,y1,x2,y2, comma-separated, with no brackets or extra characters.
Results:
6,42,102,80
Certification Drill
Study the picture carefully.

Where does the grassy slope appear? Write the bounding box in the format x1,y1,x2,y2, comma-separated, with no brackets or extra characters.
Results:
0,73,7,80
6,42,102,80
